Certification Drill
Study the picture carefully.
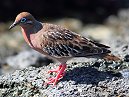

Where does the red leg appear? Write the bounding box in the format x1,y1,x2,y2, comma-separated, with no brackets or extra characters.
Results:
46,63,67,85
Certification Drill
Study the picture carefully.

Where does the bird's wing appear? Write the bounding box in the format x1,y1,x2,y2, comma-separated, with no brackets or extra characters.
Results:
41,24,111,58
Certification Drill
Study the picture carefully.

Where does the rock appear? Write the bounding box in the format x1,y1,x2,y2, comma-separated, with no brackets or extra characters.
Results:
6,50,53,69
93,35,129,61
0,63,129,97
54,18,83,33
106,8,129,37
119,69,129,78
124,55,129,62
0,31,28,64
81,25,114,41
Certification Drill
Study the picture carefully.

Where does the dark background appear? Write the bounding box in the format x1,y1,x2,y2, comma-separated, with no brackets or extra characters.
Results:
0,0,129,23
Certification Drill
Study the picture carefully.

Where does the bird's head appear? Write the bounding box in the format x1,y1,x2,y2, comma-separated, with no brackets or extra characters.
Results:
9,12,35,29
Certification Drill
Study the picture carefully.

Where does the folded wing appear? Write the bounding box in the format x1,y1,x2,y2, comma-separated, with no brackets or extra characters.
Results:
41,24,111,58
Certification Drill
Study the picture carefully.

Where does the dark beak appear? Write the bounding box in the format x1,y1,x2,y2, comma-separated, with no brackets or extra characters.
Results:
9,22,17,30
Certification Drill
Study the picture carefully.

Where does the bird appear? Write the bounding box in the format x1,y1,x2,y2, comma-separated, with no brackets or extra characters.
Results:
9,12,120,85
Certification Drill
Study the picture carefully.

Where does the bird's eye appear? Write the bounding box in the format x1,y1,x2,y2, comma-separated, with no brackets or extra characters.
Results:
20,18,27,23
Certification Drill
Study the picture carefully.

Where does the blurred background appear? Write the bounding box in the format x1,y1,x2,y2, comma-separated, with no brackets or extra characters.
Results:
0,0,129,23
0,0,129,74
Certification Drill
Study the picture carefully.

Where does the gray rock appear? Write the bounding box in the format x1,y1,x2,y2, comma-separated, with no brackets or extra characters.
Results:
81,24,114,41
120,69,129,78
124,55,129,62
6,50,53,69
0,63,128,97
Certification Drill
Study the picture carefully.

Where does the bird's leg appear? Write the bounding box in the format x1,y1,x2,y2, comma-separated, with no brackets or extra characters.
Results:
46,63,67,85
48,64,63,73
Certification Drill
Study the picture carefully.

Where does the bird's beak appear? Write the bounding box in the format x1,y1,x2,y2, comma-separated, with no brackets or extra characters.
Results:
9,22,18,30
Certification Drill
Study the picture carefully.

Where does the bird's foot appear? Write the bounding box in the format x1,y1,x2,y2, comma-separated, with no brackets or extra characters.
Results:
48,72,65,82
46,64,66,85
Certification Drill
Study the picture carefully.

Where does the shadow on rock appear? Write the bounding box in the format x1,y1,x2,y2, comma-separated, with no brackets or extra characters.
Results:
63,66,121,85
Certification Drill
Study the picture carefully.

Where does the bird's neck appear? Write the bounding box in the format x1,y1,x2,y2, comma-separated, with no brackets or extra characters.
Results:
21,21,43,47
21,27,33,47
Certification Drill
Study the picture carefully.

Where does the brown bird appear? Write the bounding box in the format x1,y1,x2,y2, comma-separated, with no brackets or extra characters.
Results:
9,12,119,85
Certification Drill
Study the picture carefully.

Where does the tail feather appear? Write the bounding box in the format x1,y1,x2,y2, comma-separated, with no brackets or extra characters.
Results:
103,54,121,61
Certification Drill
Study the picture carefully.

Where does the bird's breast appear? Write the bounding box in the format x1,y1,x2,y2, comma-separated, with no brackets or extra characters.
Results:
21,28,34,48
22,31,29,43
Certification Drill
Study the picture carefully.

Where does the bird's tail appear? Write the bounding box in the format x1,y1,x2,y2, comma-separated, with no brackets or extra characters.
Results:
103,54,121,61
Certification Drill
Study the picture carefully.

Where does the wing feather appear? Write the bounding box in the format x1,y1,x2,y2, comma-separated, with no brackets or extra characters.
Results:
41,24,111,58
